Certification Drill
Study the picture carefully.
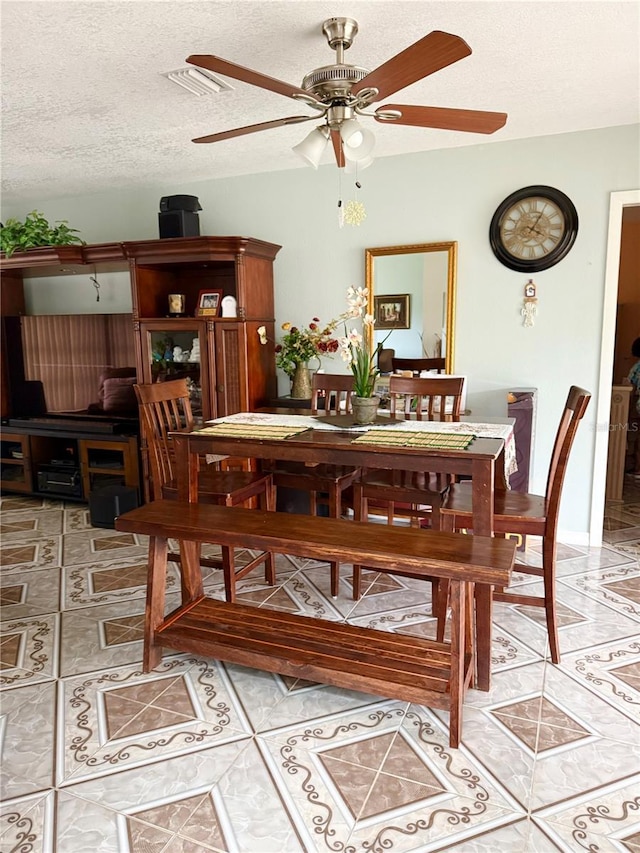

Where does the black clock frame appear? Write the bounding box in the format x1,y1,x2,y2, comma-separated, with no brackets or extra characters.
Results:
489,185,579,272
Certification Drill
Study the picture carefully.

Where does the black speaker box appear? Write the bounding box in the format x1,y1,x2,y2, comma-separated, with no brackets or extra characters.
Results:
159,194,202,212
158,210,200,239
89,484,139,529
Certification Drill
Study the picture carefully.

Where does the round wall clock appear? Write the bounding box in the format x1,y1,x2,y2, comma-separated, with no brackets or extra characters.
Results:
489,185,578,272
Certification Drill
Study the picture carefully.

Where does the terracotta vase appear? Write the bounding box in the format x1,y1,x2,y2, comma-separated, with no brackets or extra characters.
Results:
352,395,380,425
291,363,312,399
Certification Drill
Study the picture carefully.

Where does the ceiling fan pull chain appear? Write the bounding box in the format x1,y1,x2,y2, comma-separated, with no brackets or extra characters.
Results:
337,169,345,228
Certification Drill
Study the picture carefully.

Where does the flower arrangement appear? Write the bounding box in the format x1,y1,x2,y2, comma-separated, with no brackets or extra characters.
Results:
261,287,390,396
338,286,389,398
274,316,343,378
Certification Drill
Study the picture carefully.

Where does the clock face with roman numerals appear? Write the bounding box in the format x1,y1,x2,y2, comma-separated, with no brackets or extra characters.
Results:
489,185,578,272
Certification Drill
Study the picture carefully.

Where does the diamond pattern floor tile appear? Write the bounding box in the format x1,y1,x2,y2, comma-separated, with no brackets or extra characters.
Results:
0,493,638,851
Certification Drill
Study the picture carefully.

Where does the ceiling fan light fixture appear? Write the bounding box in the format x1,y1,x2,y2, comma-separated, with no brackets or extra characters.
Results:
292,126,330,168
342,123,375,162
339,118,363,146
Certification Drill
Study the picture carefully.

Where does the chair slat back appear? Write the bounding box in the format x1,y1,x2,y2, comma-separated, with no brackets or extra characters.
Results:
134,379,195,497
389,375,464,422
391,357,446,374
544,386,591,526
312,374,355,415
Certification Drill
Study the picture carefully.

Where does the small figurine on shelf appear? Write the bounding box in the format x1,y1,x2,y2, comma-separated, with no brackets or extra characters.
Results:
173,346,190,363
189,338,201,363
221,295,237,317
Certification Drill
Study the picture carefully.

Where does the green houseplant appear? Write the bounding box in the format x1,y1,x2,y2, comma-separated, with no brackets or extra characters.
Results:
0,210,83,257
338,286,391,423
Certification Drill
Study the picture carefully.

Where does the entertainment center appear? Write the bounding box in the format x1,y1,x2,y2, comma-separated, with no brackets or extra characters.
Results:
1,418,139,502
1,235,281,504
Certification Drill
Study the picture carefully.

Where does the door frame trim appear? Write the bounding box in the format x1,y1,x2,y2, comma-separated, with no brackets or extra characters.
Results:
590,189,640,545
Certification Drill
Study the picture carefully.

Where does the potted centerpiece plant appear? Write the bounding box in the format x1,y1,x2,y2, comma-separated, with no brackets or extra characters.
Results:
0,210,83,258
338,286,391,424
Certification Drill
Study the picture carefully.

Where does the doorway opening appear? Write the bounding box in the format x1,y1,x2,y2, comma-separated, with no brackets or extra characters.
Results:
591,190,640,544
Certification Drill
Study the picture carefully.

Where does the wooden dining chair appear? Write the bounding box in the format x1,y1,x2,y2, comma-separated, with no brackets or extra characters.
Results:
377,347,395,374
352,375,465,599
391,357,446,374
266,373,362,597
135,379,276,600
439,385,591,662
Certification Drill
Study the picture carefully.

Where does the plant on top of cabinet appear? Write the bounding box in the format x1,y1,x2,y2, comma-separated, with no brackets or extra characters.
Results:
0,210,84,257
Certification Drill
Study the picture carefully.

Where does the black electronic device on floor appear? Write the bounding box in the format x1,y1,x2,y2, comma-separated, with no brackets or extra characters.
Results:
89,484,139,528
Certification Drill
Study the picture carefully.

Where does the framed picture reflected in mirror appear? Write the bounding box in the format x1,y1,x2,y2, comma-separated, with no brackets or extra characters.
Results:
374,293,410,330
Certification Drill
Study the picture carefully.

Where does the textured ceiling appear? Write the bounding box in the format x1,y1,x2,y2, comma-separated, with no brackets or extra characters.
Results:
2,1,639,205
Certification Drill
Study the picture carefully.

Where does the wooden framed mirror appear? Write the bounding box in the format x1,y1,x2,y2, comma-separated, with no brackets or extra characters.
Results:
365,241,457,372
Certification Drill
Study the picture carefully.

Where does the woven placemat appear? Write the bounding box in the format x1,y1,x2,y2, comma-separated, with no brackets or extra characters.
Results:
193,423,310,440
352,430,475,449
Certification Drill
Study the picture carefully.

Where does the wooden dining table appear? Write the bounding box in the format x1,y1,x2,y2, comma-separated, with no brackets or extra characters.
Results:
172,411,513,691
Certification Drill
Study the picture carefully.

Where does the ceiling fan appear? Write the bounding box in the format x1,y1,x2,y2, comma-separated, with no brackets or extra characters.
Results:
186,17,507,169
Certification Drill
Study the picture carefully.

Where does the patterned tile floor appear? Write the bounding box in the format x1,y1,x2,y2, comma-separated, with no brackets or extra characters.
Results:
1,479,639,852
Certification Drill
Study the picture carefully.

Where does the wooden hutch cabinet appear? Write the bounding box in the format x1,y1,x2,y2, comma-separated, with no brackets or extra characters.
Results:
0,236,281,502
124,237,281,421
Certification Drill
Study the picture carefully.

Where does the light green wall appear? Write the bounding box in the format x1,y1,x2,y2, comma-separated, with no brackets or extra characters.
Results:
3,123,639,539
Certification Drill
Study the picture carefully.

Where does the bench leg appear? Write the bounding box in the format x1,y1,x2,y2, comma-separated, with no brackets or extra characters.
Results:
179,539,204,602
144,535,168,673
448,579,465,748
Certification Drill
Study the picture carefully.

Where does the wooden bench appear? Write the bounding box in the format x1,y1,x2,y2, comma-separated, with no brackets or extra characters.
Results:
116,500,515,747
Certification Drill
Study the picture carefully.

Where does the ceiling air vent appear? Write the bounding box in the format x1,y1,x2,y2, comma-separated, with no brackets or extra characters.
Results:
161,67,233,96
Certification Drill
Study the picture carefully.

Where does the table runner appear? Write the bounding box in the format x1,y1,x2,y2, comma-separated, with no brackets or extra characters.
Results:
203,412,517,477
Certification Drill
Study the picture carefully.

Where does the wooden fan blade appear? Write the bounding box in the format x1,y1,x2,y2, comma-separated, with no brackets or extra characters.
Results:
375,104,507,134
354,31,472,102
330,130,346,167
187,55,314,101
192,115,315,144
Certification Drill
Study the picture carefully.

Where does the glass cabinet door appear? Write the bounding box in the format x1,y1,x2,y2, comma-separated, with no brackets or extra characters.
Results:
139,320,210,422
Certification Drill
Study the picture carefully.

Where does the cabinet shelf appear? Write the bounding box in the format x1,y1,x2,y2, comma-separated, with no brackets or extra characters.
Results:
0,428,139,503
0,434,31,492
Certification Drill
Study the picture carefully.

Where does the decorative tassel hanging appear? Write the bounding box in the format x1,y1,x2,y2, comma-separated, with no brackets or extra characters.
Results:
337,167,366,227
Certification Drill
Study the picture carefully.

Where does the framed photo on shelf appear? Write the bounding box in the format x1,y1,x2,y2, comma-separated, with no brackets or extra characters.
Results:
373,293,411,330
196,289,223,317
